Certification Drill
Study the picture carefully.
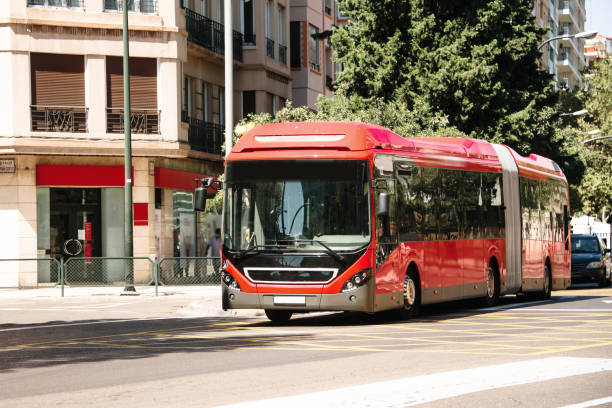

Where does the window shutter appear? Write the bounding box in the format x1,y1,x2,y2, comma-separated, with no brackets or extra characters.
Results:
106,56,157,109
31,53,85,107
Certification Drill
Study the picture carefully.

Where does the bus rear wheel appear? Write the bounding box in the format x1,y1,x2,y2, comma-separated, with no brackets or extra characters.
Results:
264,309,293,323
398,270,420,319
538,264,552,299
483,264,500,307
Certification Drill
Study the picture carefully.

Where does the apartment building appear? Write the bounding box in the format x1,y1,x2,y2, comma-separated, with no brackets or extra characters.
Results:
584,34,612,65
289,0,346,110
0,0,291,286
534,0,588,89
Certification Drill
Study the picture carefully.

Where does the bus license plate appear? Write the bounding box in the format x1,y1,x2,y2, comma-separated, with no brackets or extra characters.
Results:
273,296,306,305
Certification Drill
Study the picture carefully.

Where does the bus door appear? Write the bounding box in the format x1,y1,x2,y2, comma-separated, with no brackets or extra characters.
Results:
373,155,400,294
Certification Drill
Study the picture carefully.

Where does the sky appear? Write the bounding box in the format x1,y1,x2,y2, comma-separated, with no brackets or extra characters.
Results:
585,0,612,37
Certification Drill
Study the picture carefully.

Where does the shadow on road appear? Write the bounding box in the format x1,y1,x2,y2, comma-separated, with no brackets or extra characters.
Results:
0,316,314,373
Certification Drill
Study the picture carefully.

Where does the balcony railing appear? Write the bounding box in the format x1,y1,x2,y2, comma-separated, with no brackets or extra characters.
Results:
187,117,224,156
104,0,157,14
28,0,83,7
106,108,160,134
31,105,88,132
266,37,275,59
185,8,243,62
279,44,287,65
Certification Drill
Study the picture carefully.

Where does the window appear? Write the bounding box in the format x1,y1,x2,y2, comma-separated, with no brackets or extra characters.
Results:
104,0,156,13
265,0,275,58
325,0,331,15
337,3,349,19
30,53,86,132
242,91,256,118
242,0,255,44
106,56,158,133
290,21,302,68
308,24,320,71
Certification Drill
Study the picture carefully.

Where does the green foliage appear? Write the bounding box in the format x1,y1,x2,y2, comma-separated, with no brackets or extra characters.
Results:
331,0,556,150
573,57,612,218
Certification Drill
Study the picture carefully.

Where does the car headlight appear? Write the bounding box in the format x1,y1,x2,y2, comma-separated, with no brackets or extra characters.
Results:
222,271,242,291
341,268,371,293
586,261,601,269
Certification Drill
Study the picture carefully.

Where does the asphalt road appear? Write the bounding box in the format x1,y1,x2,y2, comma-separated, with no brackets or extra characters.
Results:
1,284,611,408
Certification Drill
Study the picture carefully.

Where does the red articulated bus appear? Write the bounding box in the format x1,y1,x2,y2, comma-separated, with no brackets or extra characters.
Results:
207,122,570,322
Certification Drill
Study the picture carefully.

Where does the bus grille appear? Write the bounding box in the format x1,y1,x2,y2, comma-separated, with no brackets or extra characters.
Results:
244,267,338,284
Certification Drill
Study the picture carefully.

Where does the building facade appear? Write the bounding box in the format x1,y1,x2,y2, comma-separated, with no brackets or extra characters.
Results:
0,0,291,286
584,34,612,65
534,0,588,89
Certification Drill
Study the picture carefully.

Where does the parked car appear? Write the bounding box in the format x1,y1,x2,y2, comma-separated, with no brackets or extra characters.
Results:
571,234,611,287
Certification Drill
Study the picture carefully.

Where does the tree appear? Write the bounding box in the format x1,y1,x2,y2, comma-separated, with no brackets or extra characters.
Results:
331,0,556,151
575,57,612,218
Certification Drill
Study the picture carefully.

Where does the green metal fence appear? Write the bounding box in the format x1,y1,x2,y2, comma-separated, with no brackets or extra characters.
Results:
0,256,220,295
63,256,156,287
0,258,61,288
158,257,221,285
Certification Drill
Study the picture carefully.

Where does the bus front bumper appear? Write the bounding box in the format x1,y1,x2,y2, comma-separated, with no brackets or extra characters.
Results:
222,284,373,313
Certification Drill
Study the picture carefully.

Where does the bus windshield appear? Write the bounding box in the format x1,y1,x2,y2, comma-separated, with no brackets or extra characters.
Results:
223,160,371,252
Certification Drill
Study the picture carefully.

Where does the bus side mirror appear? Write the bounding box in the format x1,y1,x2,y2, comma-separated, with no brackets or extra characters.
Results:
377,193,390,217
194,177,222,212
194,186,208,212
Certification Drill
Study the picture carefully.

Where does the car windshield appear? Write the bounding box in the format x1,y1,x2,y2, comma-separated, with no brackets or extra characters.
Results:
571,237,600,253
223,160,371,252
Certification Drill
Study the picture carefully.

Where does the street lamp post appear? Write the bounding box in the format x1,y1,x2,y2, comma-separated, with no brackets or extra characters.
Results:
559,109,588,117
538,30,598,50
122,0,136,294
583,135,612,145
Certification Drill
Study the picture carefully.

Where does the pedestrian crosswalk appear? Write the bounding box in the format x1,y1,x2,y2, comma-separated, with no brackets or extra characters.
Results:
217,357,612,408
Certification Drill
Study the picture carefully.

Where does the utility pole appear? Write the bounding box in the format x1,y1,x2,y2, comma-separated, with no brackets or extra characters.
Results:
122,0,135,293
224,0,233,157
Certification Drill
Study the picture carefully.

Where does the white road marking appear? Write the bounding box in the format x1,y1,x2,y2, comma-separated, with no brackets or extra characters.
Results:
602,300,612,304
217,357,612,408
558,396,612,408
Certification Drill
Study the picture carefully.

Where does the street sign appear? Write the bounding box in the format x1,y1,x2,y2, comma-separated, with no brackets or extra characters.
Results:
0,158,15,173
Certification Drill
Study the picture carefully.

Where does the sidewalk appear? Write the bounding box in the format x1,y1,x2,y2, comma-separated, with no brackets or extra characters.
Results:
0,285,264,318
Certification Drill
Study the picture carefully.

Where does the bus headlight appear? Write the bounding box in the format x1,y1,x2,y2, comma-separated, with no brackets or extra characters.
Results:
586,261,601,269
222,271,242,291
341,268,371,293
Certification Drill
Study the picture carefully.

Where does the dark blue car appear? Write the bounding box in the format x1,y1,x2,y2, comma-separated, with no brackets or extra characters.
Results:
571,234,611,287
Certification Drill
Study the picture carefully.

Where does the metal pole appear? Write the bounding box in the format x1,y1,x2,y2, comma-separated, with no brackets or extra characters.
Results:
224,0,233,157
123,0,136,293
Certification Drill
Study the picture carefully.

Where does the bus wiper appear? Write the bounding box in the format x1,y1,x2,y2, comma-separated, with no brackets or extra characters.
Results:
289,239,346,266
234,245,283,260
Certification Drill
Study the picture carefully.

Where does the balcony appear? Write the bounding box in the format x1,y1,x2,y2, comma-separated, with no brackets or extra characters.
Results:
558,0,580,29
186,117,224,156
185,8,243,62
31,105,87,132
28,0,83,7
106,108,160,134
279,44,287,65
104,0,157,14
266,37,275,59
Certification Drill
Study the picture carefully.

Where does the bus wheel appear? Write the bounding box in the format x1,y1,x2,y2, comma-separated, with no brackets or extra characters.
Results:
399,270,420,319
483,264,500,307
264,309,293,323
538,264,552,299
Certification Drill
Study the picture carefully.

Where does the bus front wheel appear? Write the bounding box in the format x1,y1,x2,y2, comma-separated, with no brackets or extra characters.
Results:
398,269,421,319
265,309,293,323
